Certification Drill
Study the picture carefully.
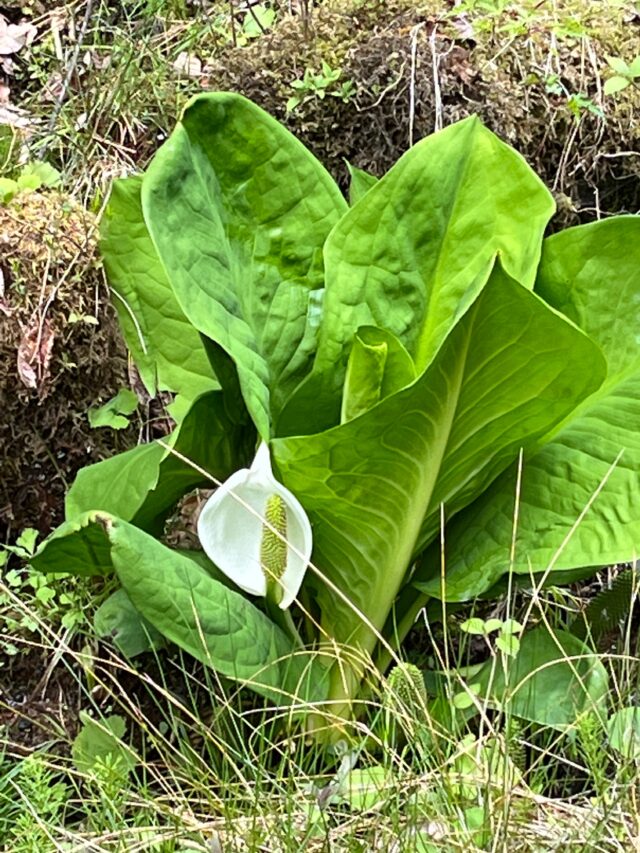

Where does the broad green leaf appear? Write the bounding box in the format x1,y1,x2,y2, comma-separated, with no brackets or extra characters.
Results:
88,388,138,430
341,326,416,423
32,512,328,704
607,707,640,759
30,512,113,577
100,176,217,403
279,116,555,435
19,161,61,188
605,55,630,75
273,263,604,691
416,218,640,601
460,618,486,636
141,92,348,439
108,518,327,704
94,548,268,659
604,76,630,95
94,588,165,657
495,634,519,657
0,177,18,203
72,712,137,774
475,626,608,728
66,390,254,535
241,3,275,37
535,217,640,380
629,55,640,77
66,442,164,523
346,161,378,205
16,528,39,555
16,173,40,192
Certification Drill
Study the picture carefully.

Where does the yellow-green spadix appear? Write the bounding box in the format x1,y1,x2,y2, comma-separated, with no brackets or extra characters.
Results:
197,443,312,610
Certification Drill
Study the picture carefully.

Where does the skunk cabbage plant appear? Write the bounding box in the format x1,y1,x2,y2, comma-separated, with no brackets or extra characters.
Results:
32,93,640,728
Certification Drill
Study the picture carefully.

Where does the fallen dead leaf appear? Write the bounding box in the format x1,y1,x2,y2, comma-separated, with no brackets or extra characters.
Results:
17,316,55,392
0,15,36,56
173,50,202,78
448,46,477,84
0,102,36,130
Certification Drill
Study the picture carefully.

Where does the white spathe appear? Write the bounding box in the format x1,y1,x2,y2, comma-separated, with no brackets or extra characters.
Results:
197,443,312,610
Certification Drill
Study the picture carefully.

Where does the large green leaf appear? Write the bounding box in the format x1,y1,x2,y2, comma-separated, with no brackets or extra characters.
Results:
278,116,555,435
32,512,327,704
66,441,164,522
607,707,640,759
273,263,604,702
66,391,254,535
415,217,640,601
109,519,326,703
101,176,217,404
475,626,608,729
141,92,348,439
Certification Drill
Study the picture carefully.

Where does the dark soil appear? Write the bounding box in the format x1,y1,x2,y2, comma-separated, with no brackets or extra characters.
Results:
0,646,80,752
0,192,136,540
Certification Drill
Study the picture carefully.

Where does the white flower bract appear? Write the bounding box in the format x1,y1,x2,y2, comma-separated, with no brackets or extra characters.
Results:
197,443,312,609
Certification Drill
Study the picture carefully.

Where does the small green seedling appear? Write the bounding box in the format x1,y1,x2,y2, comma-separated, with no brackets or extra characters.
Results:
604,54,640,95
460,617,524,658
287,62,354,112
0,161,61,204
88,388,138,430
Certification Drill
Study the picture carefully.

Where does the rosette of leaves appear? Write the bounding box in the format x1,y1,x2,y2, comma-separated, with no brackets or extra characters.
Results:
31,93,639,730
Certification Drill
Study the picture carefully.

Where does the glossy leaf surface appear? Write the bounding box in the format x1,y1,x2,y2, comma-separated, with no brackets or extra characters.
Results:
101,176,217,403
279,116,555,435
142,92,348,438
416,218,640,600
34,512,327,703
274,264,604,667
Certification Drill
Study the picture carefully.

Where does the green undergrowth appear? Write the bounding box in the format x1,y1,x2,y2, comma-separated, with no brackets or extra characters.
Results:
2,554,640,851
